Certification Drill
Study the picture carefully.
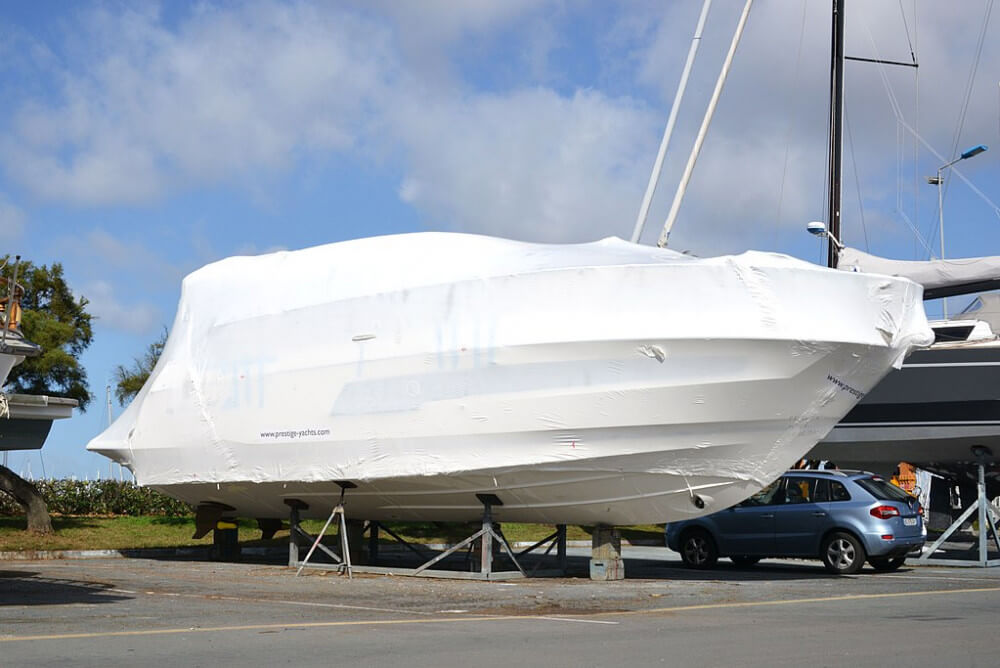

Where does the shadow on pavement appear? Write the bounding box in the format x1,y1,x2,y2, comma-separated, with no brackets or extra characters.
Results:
0,570,132,607
620,556,918,581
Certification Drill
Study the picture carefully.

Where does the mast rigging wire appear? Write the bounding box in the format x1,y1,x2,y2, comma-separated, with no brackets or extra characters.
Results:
857,8,1000,257
944,0,994,206
899,116,1000,219
896,0,918,65
772,0,809,251
845,111,870,251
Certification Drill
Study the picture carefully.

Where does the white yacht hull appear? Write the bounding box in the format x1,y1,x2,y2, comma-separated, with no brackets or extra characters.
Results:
88,233,932,524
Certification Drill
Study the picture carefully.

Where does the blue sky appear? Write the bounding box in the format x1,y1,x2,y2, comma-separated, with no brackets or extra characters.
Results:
1,1,998,479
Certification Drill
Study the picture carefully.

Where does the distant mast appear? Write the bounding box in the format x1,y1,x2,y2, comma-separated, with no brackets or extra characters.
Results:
827,0,845,268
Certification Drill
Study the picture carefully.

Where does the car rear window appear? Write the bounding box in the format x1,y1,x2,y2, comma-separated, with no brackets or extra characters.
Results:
830,480,850,501
800,478,851,502
855,477,910,502
784,477,813,504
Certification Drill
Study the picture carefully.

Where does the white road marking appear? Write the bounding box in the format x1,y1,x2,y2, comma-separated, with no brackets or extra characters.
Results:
536,616,619,625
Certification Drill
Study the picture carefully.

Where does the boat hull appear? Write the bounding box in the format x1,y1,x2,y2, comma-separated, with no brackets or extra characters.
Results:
0,394,78,451
88,234,931,524
810,343,1000,494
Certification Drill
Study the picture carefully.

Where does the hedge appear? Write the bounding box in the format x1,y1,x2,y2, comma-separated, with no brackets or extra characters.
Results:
0,479,192,516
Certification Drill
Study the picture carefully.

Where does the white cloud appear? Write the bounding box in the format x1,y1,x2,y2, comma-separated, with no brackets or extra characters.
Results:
54,228,186,287
392,87,657,242
0,195,26,241
360,0,544,82
2,0,997,261
2,3,396,205
79,279,160,335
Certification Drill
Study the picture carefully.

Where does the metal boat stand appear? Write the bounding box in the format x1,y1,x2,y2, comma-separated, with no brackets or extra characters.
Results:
291,492,567,579
917,461,1000,567
361,494,567,579
288,482,356,578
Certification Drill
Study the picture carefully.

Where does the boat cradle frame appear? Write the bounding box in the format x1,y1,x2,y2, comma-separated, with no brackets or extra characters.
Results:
916,461,1000,567
287,490,568,580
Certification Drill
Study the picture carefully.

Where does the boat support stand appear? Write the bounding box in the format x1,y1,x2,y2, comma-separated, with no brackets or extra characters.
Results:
288,482,356,578
288,492,567,580
917,461,1000,567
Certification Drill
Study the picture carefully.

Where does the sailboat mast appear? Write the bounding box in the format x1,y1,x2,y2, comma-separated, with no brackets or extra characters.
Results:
827,0,845,268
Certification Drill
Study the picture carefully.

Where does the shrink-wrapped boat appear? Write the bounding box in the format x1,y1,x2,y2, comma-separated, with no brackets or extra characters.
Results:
88,232,932,524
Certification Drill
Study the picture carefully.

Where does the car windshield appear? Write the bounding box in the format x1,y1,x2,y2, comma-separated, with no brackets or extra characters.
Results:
856,477,911,502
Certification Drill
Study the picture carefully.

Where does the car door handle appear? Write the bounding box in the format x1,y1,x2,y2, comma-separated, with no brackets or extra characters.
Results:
759,514,774,519
812,512,827,517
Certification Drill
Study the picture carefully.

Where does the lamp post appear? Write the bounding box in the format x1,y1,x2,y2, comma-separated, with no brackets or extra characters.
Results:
927,144,987,318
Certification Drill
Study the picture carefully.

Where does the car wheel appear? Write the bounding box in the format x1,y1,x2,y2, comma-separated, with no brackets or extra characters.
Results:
821,531,866,575
869,556,906,572
731,556,760,567
680,529,718,569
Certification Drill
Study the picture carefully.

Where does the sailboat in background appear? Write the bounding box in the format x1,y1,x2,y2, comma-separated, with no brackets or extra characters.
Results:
804,2,1000,498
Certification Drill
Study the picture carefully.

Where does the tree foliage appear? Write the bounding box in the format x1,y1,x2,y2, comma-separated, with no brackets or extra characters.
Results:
1,256,93,410
114,328,168,405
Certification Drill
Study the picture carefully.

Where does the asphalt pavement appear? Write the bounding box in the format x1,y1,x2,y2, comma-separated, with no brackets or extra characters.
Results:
2,547,998,667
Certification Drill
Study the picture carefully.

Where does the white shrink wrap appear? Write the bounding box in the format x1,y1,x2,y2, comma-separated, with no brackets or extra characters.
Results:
839,246,1000,299
89,233,932,524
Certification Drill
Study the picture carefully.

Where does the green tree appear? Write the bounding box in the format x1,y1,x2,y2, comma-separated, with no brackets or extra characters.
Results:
2,257,93,410
1,256,93,534
114,328,168,404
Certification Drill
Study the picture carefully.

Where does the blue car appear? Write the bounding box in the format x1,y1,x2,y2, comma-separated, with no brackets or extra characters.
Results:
665,470,925,574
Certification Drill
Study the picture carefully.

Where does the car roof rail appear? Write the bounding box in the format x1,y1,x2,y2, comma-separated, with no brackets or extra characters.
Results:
784,468,850,477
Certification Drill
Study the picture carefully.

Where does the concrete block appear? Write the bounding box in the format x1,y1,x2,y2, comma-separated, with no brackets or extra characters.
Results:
591,525,622,560
589,558,625,581
590,525,624,580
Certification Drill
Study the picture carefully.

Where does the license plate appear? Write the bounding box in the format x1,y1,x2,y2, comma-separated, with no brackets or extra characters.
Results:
904,517,917,526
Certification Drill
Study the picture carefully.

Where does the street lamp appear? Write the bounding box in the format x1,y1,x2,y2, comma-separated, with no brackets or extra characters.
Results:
927,144,988,318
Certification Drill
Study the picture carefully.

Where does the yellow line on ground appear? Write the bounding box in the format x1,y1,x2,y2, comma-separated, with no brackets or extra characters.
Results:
0,616,519,642
616,585,1000,616
2,585,997,643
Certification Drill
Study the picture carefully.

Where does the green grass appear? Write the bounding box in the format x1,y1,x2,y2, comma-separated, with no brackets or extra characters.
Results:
0,515,664,552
